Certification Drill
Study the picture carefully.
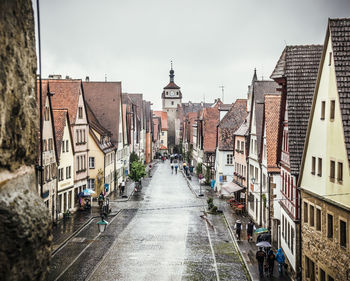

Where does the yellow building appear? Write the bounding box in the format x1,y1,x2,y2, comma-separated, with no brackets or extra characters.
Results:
86,104,115,198
299,18,350,281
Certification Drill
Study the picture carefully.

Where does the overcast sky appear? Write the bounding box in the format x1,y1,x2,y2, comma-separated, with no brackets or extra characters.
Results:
34,0,350,110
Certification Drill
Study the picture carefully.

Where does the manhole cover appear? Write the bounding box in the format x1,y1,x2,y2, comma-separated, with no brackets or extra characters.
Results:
71,237,86,243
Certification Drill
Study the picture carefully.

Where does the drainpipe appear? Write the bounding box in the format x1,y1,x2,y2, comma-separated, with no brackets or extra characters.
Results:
259,161,263,226
298,186,302,281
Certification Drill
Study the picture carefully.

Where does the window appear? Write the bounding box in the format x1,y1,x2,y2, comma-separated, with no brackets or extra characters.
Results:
66,166,71,179
327,214,333,239
237,140,240,150
291,227,294,254
329,52,332,66
310,205,315,227
171,101,174,105
330,160,335,181
305,256,315,281
321,101,325,120
88,179,95,190
241,141,244,151
311,157,316,175
340,219,347,248
328,276,334,281
59,168,64,181
304,202,308,223
62,140,65,152
226,154,233,165
320,268,326,281
316,208,321,231
318,158,322,176
330,100,335,120
83,129,86,143
77,156,80,171
162,132,164,136
282,215,285,238
222,175,227,182
161,140,163,144
78,106,83,119
43,139,47,152
68,191,72,209
66,140,69,152
338,162,343,182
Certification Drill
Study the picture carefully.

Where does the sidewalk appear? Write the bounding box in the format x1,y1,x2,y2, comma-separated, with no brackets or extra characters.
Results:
182,172,291,281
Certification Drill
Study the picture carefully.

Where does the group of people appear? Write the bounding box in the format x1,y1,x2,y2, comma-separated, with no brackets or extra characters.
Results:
234,219,286,278
256,247,285,278
234,219,255,241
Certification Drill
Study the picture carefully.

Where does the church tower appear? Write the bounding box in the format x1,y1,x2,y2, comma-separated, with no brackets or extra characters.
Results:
161,62,182,152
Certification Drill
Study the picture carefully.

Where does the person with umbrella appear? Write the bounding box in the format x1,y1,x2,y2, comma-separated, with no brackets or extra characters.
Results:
256,247,266,278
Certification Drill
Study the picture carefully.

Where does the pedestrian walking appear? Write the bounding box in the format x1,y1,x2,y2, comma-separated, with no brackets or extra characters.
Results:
267,250,275,277
171,163,174,174
234,219,242,240
121,180,125,195
175,164,178,174
246,220,256,242
256,247,266,278
276,248,285,276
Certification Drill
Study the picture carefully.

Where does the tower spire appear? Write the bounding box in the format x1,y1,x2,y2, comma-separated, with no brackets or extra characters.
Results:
169,60,174,83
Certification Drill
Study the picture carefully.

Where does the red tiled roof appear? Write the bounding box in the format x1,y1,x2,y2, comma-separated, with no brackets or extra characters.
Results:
218,99,247,150
264,94,282,172
203,107,220,153
85,102,111,137
83,82,122,145
154,111,168,131
163,82,180,89
45,79,83,125
52,109,68,160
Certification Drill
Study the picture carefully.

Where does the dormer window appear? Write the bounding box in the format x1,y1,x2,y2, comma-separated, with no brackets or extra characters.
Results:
78,107,83,119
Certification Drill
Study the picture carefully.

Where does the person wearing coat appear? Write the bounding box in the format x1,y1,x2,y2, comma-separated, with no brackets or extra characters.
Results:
275,248,285,275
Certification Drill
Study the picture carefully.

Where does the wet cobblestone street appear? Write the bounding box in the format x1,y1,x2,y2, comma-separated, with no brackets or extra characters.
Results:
50,161,248,281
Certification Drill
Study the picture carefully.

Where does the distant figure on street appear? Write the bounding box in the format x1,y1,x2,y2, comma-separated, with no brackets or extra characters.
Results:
267,250,275,277
234,219,242,240
246,220,256,242
121,180,125,195
276,248,285,276
256,247,266,278
98,192,104,208
184,164,188,176
189,165,194,175
175,163,178,174
171,163,174,174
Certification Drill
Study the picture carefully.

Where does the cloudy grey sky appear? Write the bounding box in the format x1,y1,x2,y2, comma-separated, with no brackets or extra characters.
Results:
34,0,350,110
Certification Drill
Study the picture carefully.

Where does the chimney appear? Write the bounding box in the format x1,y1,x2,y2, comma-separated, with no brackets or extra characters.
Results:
65,75,71,79
85,76,90,82
48,74,62,79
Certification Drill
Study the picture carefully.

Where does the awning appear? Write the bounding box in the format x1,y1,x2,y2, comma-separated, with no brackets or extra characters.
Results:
221,181,244,195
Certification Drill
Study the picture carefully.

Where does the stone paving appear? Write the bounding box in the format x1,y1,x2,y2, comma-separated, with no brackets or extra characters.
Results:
50,160,250,281
182,170,292,281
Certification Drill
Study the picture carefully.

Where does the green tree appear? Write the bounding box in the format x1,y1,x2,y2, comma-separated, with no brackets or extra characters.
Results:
196,162,203,175
129,152,139,164
204,166,211,185
129,161,146,183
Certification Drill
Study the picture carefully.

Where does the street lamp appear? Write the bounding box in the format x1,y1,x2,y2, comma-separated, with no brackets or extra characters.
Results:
97,216,108,233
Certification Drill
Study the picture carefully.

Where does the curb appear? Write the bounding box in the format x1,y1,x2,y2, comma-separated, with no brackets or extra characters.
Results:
222,211,254,281
51,210,121,257
180,170,201,198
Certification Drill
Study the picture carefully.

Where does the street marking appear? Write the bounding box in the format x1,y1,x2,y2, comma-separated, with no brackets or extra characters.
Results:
53,211,122,281
204,217,220,281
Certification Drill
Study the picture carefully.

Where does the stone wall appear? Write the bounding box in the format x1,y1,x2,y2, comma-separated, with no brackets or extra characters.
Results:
0,0,38,171
301,190,350,280
0,0,52,280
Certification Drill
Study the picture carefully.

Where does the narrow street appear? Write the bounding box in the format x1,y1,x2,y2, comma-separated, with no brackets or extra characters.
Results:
49,161,249,281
